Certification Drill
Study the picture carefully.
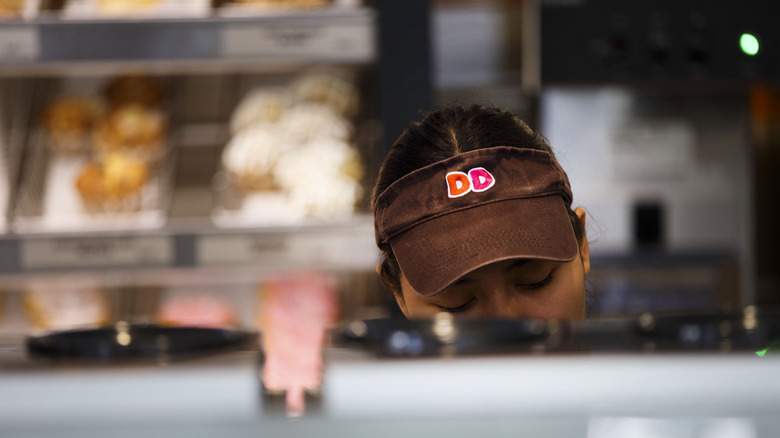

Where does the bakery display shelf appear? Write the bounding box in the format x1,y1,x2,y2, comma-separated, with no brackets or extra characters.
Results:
9,71,182,235
0,213,377,274
210,101,380,229
0,2,432,276
12,128,175,234
0,64,380,274
0,3,376,74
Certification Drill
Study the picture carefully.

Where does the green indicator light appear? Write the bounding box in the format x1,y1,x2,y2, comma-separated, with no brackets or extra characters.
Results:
740,33,759,56
756,348,768,357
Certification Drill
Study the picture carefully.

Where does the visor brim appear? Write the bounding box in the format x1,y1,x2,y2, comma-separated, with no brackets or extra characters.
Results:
390,195,579,297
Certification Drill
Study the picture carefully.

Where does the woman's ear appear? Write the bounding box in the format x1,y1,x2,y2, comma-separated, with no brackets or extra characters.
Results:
574,207,591,276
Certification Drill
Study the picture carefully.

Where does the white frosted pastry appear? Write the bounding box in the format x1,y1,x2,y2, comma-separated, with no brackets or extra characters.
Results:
291,68,359,117
286,174,362,218
277,103,352,143
274,137,363,218
222,125,287,191
230,87,293,135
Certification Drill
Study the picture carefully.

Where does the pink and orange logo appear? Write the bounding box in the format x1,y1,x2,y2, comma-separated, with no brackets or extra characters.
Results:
446,167,495,198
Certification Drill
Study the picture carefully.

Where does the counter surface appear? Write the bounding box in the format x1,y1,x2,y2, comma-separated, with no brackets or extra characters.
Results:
3,335,780,437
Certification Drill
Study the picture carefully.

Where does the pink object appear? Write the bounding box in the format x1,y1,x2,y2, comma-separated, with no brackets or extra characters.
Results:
468,167,495,192
258,272,339,416
156,294,238,328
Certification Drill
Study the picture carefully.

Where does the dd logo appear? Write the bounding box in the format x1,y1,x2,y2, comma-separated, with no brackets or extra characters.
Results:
446,167,495,198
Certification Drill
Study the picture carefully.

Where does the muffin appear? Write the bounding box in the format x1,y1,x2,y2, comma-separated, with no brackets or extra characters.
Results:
41,96,103,155
23,283,112,331
75,151,149,214
92,104,166,162
0,0,24,19
221,125,286,192
230,87,292,135
102,74,165,108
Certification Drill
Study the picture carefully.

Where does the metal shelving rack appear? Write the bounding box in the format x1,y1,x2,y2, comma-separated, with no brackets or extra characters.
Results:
0,1,433,277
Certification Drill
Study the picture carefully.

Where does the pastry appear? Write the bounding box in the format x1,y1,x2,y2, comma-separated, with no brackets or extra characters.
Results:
274,137,363,218
23,282,111,330
102,74,165,108
290,68,359,117
76,151,149,213
277,103,352,143
230,87,292,135
232,0,330,9
97,0,162,15
156,294,239,328
286,174,362,218
221,125,287,192
41,96,102,155
0,0,23,19
92,103,166,162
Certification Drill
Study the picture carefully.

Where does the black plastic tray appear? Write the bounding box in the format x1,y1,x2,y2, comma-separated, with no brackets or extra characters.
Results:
26,324,258,363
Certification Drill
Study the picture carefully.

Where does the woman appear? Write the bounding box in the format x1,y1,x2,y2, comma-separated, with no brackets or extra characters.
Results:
372,105,591,319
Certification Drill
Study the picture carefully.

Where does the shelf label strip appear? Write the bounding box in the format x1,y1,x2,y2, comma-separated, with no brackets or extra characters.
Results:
21,235,173,270
220,21,374,60
197,230,377,269
0,27,40,61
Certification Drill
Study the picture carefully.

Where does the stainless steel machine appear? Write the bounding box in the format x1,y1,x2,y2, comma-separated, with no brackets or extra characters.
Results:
539,0,780,314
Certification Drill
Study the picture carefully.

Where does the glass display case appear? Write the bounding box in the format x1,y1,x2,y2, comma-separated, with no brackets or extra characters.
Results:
0,0,430,337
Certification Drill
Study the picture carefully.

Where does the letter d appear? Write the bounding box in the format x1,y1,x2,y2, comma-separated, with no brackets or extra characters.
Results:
446,171,471,198
469,167,495,192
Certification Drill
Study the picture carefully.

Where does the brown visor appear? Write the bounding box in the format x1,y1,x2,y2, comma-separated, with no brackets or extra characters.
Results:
374,147,579,297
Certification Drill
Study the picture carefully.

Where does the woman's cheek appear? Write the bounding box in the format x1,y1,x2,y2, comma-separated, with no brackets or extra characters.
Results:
549,267,587,319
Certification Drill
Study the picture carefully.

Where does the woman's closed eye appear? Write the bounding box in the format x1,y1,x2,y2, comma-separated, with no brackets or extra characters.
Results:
515,270,554,290
436,297,476,313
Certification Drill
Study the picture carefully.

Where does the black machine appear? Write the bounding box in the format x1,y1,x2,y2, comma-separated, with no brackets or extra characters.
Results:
541,0,780,85
339,308,780,358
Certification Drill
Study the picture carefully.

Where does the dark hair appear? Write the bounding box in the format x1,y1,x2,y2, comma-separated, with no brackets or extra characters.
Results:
371,104,585,295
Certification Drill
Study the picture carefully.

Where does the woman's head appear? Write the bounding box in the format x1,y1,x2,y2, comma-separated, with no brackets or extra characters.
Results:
372,105,590,319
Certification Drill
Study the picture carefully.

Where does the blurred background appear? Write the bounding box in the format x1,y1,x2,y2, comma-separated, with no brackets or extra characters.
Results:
1,0,777,333
1,0,780,435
